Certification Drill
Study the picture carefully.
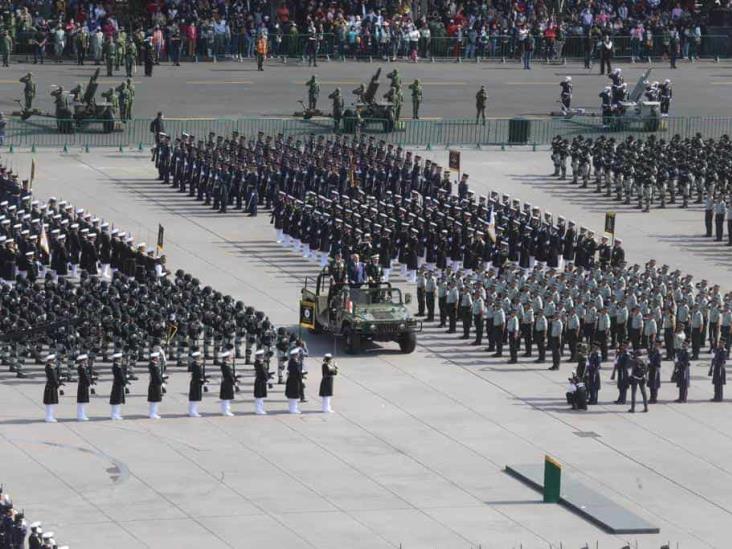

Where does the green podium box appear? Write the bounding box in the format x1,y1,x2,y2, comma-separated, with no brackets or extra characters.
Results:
543,455,561,503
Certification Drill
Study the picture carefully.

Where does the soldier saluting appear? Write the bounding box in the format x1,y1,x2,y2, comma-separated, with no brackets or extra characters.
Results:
319,353,338,413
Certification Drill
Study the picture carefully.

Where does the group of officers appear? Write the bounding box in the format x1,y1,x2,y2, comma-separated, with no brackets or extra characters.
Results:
0,187,339,421
1,487,64,549
151,129,473,220
551,133,732,226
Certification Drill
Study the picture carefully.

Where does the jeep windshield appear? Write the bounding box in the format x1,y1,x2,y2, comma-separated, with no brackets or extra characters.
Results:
349,288,401,306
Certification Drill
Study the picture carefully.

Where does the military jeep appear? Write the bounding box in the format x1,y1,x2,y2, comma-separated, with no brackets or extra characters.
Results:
300,274,421,354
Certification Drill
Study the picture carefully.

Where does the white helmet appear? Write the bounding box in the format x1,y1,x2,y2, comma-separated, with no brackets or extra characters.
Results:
603,86,611,92
664,79,671,84
564,76,572,82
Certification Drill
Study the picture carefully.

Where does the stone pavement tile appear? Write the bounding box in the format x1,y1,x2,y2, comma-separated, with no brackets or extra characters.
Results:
121,517,234,549
272,510,394,549
205,514,315,549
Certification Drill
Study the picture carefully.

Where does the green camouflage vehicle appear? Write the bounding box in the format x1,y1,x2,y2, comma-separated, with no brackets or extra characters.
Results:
299,273,421,354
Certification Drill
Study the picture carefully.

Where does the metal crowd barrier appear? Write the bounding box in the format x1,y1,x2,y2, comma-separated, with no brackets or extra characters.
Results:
3,116,732,149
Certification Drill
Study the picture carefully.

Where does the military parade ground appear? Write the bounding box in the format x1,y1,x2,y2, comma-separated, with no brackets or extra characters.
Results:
1,52,732,549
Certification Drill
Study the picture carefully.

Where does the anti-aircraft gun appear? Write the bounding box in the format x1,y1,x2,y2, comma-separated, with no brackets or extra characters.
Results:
342,68,396,133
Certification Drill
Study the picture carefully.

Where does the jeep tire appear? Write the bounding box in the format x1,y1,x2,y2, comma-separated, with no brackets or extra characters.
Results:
398,332,417,353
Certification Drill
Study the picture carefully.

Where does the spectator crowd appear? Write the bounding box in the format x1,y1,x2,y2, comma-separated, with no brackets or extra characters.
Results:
0,0,719,65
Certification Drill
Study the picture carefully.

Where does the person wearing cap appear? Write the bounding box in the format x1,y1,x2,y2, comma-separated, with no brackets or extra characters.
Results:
219,351,236,416
28,522,42,548
611,342,631,404
285,347,303,414
75,354,92,421
253,349,270,415
318,353,338,413
628,350,649,413
109,353,127,420
709,341,727,402
42,354,61,423
147,352,164,419
187,351,206,417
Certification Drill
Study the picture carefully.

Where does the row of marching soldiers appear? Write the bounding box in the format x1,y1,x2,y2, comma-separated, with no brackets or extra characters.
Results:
41,343,339,422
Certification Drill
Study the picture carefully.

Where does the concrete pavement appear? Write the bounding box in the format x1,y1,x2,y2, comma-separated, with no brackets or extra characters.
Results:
0,150,730,548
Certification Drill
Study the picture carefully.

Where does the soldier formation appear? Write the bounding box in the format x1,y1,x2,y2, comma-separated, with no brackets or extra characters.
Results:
151,128,731,410
1,487,68,549
0,165,338,423
551,133,732,235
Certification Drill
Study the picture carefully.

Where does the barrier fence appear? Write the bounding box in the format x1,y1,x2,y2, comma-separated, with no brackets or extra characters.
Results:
3,116,732,149
10,31,732,62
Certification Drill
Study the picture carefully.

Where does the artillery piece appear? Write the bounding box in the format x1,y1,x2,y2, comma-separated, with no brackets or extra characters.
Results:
342,68,396,133
14,68,117,133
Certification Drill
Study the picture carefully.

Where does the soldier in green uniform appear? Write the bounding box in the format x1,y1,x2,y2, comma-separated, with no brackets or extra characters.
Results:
124,37,137,77
386,68,401,90
475,85,487,125
19,72,35,110
0,29,12,67
125,77,135,119
69,81,85,103
306,75,319,111
116,81,132,122
101,87,119,117
328,87,344,131
408,79,422,119
384,86,402,122
102,35,116,76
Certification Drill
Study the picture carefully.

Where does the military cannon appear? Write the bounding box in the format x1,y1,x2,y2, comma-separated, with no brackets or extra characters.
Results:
343,68,395,133
13,67,117,133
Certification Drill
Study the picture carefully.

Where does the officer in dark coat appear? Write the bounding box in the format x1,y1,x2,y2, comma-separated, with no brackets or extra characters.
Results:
219,351,235,416
710,344,727,402
285,348,303,414
147,352,164,418
585,344,601,404
674,341,691,403
43,354,60,422
647,340,662,403
253,348,270,415
187,351,205,417
611,343,630,404
76,354,91,421
628,351,649,413
319,353,338,413
51,234,69,277
109,352,126,420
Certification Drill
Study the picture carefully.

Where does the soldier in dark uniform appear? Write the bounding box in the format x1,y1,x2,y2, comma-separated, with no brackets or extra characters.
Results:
219,351,236,416
187,351,205,417
647,340,663,404
559,76,572,113
674,341,691,403
628,350,649,413
147,351,164,418
285,347,303,414
43,354,60,423
319,353,338,413
710,343,727,402
75,354,92,421
611,343,630,404
109,352,127,420
253,348,270,415
585,344,601,404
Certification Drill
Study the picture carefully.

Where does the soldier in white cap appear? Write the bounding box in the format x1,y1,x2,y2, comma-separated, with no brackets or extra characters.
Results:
319,353,338,413
75,354,92,421
43,354,60,423
187,351,205,417
285,347,303,414
28,522,42,549
253,348,270,415
147,351,164,419
219,351,235,416
109,352,127,420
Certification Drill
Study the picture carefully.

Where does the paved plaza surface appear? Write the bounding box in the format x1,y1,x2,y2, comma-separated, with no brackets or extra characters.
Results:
1,59,731,120
0,149,730,549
